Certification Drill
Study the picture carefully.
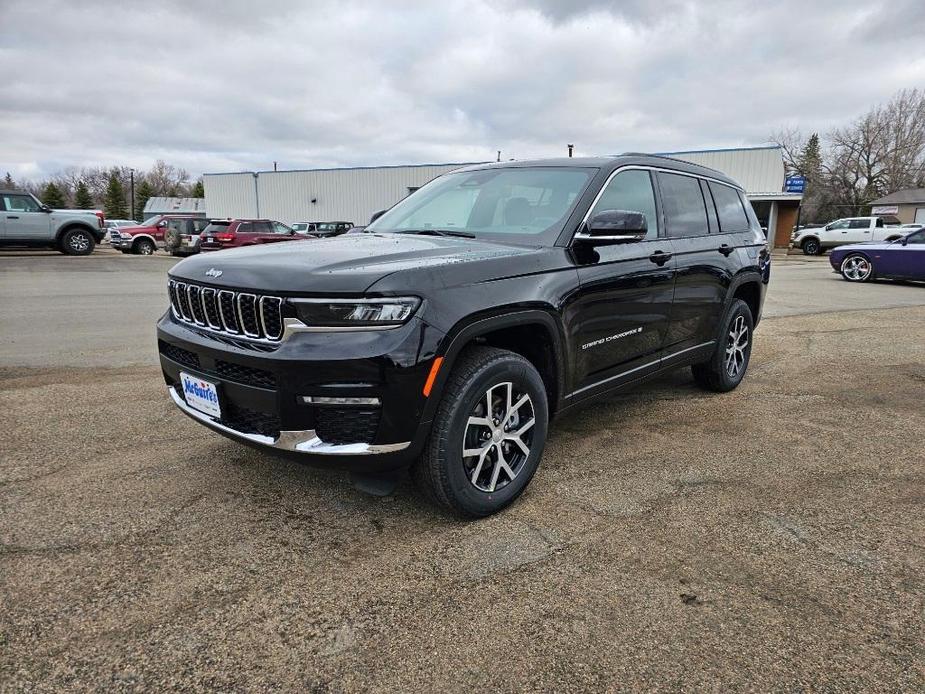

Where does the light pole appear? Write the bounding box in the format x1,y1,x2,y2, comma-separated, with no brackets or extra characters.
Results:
129,168,136,220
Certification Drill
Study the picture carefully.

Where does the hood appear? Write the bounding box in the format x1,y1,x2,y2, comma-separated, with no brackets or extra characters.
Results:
169,232,556,294
120,223,156,234
830,240,898,254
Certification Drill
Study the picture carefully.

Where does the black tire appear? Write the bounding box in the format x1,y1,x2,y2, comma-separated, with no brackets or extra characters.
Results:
134,238,156,256
801,238,822,255
60,228,95,256
691,299,754,393
413,346,549,518
840,253,873,282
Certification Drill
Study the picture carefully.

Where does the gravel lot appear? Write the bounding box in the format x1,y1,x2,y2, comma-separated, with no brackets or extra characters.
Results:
1,251,923,691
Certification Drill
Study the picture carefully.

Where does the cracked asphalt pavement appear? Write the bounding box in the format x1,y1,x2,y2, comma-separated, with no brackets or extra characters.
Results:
1,252,923,691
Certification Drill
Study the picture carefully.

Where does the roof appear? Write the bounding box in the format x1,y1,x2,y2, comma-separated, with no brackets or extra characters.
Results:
870,188,925,205
143,196,206,213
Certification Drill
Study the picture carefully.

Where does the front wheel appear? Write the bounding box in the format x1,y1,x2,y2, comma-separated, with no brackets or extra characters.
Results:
413,346,549,518
840,253,873,282
134,238,156,255
60,228,95,256
801,238,822,255
691,299,754,392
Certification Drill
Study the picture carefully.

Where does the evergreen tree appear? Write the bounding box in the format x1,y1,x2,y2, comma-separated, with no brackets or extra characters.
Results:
191,179,205,198
3,172,14,189
41,182,67,208
798,133,823,183
135,179,153,221
103,172,127,219
74,180,94,209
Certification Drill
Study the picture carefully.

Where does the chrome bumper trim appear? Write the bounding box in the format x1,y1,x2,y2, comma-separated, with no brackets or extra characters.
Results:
168,387,410,455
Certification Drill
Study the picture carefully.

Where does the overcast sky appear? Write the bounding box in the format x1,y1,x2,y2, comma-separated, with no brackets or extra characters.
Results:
2,0,924,180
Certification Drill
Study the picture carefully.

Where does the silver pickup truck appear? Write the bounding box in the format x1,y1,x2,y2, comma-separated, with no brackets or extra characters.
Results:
1,190,106,255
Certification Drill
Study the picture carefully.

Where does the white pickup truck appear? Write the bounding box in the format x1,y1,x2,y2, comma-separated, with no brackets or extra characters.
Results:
791,216,905,255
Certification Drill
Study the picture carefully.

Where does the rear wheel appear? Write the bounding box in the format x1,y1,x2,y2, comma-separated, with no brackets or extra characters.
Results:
801,238,822,255
60,228,95,256
413,346,548,518
134,238,156,255
840,253,873,282
692,299,754,392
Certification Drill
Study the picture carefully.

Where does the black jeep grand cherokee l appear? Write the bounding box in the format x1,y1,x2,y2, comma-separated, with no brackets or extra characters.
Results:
158,155,769,517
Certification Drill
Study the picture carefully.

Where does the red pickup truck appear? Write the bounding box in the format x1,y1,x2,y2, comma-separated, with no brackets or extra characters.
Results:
199,219,307,252
110,214,208,255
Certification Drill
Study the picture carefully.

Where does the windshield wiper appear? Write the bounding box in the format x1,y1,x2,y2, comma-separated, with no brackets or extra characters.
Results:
395,228,477,239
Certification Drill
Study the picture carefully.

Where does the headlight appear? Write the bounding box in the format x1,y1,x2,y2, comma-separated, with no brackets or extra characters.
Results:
290,297,420,328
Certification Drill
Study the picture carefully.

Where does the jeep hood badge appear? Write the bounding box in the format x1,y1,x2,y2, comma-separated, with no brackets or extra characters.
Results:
205,268,223,278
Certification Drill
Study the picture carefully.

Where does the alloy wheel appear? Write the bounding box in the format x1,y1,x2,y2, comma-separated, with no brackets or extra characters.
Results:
68,233,90,252
725,315,749,378
462,381,535,493
841,255,871,281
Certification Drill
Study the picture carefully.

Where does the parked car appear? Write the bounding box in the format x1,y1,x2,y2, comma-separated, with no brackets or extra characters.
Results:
791,216,904,255
103,218,140,243
110,214,203,255
0,190,105,255
163,217,212,257
198,219,302,252
158,155,770,517
291,221,354,237
829,228,925,282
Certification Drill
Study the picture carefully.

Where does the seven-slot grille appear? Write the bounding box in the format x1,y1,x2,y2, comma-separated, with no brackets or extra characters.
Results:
168,280,284,341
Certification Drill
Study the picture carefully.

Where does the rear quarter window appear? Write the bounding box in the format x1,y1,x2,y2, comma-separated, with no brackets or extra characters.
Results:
708,182,750,232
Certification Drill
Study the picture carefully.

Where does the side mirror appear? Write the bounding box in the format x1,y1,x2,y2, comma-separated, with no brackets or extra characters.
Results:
40,204,53,213
901,236,909,246
575,209,647,245
369,209,387,224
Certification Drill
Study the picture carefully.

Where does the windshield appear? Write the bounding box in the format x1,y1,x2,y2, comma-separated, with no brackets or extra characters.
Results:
367,166,594,241
141,215,164,226
203,221,231,234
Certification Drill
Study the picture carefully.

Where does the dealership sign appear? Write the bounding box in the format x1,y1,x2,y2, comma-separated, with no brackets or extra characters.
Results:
871,205,899,215
784,176,806,193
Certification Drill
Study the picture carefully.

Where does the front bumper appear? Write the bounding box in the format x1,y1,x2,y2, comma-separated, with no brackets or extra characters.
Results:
157,310,446,471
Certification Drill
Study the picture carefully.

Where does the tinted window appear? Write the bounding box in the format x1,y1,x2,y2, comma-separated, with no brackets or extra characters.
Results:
203,221,230,234
659,173,708,237
590,169,659,240
849,219,871,229
253,221,273,234
700,180,719,233
906,230,925,245
237,222,254,234
3,194,40,212
192,219,211,232
369,167,593,239
828,220,850,230
708,182,749,232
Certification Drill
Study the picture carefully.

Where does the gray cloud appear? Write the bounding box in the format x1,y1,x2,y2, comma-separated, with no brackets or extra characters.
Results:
1,0,923,180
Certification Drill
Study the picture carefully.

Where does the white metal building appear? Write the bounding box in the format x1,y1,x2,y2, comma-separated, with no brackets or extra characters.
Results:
203,146,801,246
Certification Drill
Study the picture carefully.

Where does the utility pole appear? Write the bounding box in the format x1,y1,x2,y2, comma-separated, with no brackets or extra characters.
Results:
496,150,501,162
129,168,136,220
567,144,574,158
273,161,278,172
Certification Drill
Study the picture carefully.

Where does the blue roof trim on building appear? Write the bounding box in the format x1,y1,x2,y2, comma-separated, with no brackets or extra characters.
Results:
657,145,782,156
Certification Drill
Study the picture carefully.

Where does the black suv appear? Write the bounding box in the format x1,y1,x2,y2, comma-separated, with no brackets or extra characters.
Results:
158,155,769,517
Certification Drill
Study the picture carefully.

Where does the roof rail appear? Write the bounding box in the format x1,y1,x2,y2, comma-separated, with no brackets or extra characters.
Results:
620,151,729,177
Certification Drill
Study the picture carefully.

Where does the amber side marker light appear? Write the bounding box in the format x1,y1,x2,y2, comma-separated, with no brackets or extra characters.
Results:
423,357,444,397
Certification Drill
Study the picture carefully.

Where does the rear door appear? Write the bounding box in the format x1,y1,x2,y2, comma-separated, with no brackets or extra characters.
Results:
658,172,732,358
2,193,51,241
568,168,675,395
844,218,873,243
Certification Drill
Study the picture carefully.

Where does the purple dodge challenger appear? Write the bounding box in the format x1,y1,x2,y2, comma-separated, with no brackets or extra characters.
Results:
829,228,925,282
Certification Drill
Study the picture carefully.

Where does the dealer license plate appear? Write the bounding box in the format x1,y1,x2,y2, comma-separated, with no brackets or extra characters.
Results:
180,372,221,418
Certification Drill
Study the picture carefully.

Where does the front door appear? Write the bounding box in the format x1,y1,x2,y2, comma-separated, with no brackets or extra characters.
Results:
567,168,675,397
2,193,51,241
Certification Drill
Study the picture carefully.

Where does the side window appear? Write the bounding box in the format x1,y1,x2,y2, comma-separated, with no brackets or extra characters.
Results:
237,222,254,234
708,182,750,232
849,219,870,229
906,231,925,245
254,221,273,234
589,169,659,240
658,172,708,238
876,218,884,228
4,195,40,212
192,219,210,233
829,220,850,230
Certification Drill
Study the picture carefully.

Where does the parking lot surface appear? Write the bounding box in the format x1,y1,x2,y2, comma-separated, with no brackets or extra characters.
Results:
1,252,923,691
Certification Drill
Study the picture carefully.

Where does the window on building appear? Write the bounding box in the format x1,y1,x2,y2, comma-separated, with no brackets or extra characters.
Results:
659,172,708,238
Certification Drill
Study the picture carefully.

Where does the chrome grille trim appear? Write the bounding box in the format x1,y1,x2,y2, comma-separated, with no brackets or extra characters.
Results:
167,280,283,343
259,296,284,340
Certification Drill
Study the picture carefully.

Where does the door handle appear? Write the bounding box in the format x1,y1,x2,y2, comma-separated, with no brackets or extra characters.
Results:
649,250,672,265
718,244,734,256
7,215,19,219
